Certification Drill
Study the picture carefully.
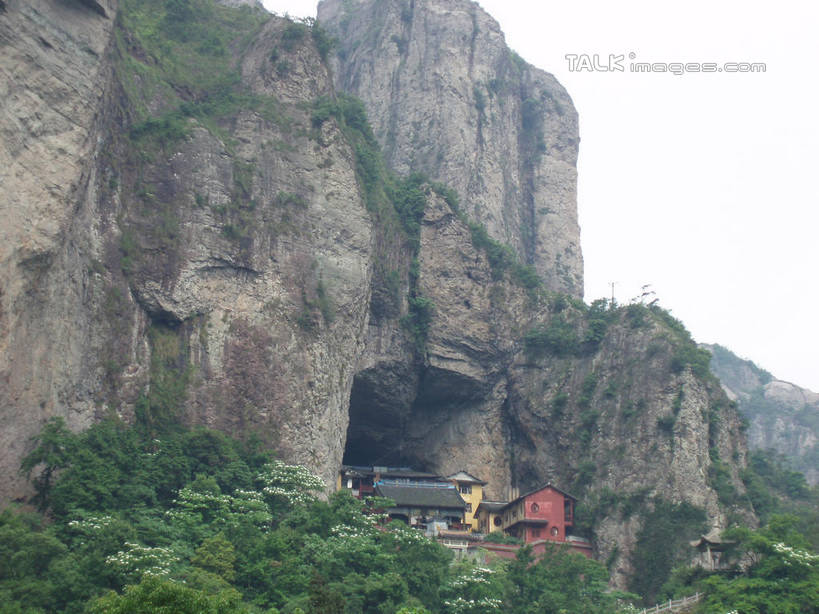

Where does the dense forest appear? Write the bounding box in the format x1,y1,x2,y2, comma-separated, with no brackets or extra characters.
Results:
2,415,817,613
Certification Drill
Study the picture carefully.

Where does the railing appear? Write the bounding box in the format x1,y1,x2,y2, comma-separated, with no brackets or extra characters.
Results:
377,479,454,489
638,592,702,614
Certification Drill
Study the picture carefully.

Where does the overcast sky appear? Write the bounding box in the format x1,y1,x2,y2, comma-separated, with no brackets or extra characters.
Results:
264,0,819,392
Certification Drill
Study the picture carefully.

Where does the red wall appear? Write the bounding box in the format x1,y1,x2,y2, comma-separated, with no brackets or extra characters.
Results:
522,487,570,542
474,540,592,561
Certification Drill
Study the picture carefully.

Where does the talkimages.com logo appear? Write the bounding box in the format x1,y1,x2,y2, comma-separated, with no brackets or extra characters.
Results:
565,53,766,75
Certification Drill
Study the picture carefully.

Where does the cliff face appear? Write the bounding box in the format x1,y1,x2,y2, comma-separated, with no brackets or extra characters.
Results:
317,0,583,297
0,0,119,499
705,344,818,485
0,0,374,493
1,0,751,591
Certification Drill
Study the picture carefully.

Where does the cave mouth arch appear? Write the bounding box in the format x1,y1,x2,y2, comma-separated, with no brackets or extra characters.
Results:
341,362,490,469
342,365,419,467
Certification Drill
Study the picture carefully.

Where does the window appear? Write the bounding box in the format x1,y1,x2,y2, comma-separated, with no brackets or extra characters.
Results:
530,502,540,513
532,528,541,538
465,503,472,513
459,485,472,495
493,516,502,526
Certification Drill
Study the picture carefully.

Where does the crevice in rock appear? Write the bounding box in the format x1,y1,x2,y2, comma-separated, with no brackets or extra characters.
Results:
65,0,108,18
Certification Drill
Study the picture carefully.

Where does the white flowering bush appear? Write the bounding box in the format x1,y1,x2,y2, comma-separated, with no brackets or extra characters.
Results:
442,565,504,613
105,542,179,583
164,484,273,536
771,542,819,568
302,525,385,577
257,461,326,507
61,512,135,556
66,514,116,534
385,521,432,547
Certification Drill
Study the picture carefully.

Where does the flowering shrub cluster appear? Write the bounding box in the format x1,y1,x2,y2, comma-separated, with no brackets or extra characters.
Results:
772,542,819,567
442,596,503,613
442,566,502,613
105,542,178,581
258,460,326,506
66,514,116,534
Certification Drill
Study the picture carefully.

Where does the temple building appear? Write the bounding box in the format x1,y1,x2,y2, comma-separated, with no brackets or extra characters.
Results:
336,466,591,557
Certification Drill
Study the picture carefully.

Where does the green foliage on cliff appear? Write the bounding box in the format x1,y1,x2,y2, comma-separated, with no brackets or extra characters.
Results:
740,449,818,543
628,500,707,605
116,0,275,139
661,516,819,613
312,94,438,349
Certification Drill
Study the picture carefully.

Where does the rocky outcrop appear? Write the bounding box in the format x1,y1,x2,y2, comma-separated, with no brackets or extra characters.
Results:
0,2,374,494
705,344,818,484
0,0,118,499
356,189,750,587
317,0,583,297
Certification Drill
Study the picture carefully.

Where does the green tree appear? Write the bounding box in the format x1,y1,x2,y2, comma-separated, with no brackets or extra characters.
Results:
700,516,819,613
20,417,74,511
192,533,236,582
88,575,247,614
505,544,627,614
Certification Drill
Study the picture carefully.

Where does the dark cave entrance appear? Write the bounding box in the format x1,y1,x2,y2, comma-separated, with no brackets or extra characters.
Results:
342,363,490,469
342,366,420,467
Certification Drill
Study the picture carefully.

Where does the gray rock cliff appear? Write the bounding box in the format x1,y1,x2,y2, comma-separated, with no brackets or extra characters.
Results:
705,344,818,484
317,0,583,297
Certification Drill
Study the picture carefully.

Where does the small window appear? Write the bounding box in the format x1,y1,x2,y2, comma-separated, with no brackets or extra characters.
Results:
493,516,502,526
460,485,472,495
465,503,472,512
551,526,559,537
531,502,540,513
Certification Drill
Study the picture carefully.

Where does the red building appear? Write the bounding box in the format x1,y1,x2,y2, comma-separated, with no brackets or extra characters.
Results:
475,483,591,557
502,483,575,542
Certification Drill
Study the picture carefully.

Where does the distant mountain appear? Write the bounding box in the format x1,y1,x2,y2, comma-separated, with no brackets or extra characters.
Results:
704,344,819,484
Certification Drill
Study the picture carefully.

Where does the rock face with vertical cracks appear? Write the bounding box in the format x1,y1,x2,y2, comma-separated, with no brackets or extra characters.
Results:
0,0,119,500
0,5,373,493
318,0,583,297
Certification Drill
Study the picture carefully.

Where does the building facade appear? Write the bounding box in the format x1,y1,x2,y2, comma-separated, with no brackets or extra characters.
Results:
337,468,591,557
445,471,486,531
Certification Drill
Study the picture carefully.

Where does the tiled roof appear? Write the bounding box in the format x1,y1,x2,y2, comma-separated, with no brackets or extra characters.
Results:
341,465,442,480
446,471,487,485
376,483,467,510
517,482,577,502
475,500,508,513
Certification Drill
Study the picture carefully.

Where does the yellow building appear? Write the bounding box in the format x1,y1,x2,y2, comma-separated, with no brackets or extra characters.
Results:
474,500,506,534
446,471,486,531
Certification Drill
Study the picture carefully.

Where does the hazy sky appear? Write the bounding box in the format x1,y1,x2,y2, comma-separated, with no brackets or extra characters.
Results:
264,0,819,392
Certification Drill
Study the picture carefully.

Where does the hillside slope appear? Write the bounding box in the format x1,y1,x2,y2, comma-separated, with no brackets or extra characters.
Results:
705,343,818,484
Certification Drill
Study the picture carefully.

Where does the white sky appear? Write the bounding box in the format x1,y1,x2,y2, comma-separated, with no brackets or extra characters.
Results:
264,0,819,392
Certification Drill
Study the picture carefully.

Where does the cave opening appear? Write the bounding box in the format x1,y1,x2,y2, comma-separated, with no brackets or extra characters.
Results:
341,363,489,471
341,366,422,468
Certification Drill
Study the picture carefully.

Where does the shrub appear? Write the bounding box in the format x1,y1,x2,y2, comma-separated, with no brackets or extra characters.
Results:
524,317,579,357
629,500,706,605
280,20,307,51
656,415,676,435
